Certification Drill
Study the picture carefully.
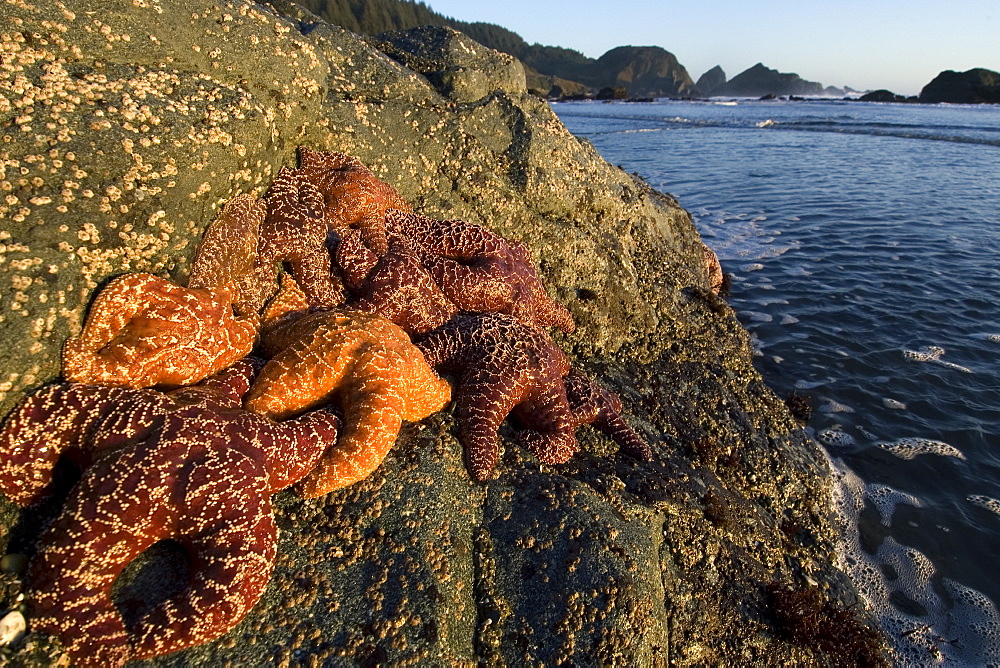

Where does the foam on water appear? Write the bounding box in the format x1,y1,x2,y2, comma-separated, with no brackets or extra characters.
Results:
903,346,973,373
883,398,908,410
830,458,1000,665
867,484,923,524
816,427,856,448
819,399,855,414
967,495,1000,517
876,438,966,461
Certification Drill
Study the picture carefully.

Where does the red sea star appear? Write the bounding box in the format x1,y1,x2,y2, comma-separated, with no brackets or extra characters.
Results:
384,209,576,333
0,360,340,666
701,242,724,294
61,273,257,389
415,312,578,480
335,228,457,334
187,193,277,316
296,146,412,254
261,167,345,308
562,367,652,461
244,275,452,497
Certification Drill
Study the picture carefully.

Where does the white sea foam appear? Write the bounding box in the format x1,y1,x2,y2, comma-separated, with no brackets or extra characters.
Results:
967,495,1000,516
780,314,799,325
828,457,1000,665
876,437,966,461
903,346,972,373
817,428,856,448
882,398,908,410
971,332,1000,342
867,484,923,524
819,399,855,414
742,311,773,323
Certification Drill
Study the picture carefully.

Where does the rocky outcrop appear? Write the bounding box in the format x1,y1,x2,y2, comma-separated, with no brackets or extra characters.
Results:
696,65,727,96
859,89,912,103
919,68,1000,104
714,63,824,98
375,26,526,104
0,1,881,665
582,46,699,98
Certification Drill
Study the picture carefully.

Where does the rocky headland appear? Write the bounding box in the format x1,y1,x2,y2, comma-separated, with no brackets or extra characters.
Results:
708,62,824,98
919,68,1000,104
0,0,884,665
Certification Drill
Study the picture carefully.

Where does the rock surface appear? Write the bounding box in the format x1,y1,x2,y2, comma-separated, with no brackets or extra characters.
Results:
582,46,699,98
919,68,1000,104
0,0,881,665
695,65,727,97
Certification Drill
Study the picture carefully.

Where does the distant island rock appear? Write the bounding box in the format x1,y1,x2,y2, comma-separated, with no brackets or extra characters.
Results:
572,46,699,98
712,63,823,98
695,65,726,96
919,68,1000,104
858,89,914,103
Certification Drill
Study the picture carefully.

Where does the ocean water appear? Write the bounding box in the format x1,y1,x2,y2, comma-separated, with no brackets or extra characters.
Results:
555,99,1000,665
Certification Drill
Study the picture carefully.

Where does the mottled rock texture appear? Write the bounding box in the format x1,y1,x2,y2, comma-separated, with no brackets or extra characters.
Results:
0,1,878,665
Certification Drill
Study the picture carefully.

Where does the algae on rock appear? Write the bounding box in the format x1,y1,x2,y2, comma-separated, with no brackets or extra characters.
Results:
0,0,883,665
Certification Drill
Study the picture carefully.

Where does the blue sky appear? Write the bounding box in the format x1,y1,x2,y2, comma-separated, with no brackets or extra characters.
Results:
424,0,1000,95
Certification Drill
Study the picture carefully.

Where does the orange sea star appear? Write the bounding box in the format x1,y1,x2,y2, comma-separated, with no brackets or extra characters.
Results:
244,275,451,497
62,273,257,389
297,146,412,254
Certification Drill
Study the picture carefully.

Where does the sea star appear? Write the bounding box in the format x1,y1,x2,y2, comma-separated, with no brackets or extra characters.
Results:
0,360,340,666
562,367,652,461
187,193,277,316
296,146,412,255
335,228,457,334
61,273,257,389
260,167,345,308
384,209,576,333
415,312,578,480
700,242,724,294
244,274,452,497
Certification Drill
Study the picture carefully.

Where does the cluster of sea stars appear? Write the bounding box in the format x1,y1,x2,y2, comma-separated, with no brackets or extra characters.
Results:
0,147,654,665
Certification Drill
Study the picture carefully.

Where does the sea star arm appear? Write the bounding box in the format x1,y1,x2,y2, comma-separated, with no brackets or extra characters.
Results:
386,210,509,258
261,168,344,308
0,383,137,505
130,494,278,660
295,371,407,497
564,369,652,461
451,365,525,480
253,409,342,492
347,240,457,335
61,274,257,389
188,194,274,315
243,322,357,420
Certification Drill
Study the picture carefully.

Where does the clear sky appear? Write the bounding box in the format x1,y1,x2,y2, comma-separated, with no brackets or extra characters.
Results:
422,0,1000,96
